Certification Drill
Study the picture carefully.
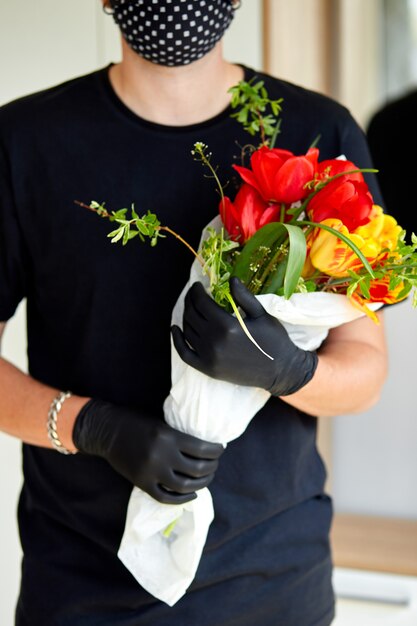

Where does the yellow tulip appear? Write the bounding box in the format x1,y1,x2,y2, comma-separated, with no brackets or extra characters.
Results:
355,205,402,253
307,218,380,277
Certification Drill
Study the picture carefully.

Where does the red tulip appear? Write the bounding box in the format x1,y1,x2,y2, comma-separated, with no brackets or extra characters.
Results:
233,146,318,204
317,158,365,184
219,183,281,243
307,177,373,232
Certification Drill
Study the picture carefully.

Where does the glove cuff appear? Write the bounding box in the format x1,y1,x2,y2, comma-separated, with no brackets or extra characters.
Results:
72,397,111,456
269,350,318,397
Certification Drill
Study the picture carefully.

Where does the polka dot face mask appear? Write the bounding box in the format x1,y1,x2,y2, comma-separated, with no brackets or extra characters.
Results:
109,0,236,66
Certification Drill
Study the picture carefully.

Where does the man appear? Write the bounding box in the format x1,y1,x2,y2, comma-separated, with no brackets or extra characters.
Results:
0,1,387,623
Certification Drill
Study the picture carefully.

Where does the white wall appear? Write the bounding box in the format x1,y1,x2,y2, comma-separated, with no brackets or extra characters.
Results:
335,0,382,125
331,0,417,521
332,302,417,520
0,2,261,624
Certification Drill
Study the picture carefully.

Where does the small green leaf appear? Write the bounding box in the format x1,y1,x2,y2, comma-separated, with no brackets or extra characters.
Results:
359,279,371,300
111,208,128,220
136,220,151,236
347,280,360,299
122,225,130,246
108,227,124,244
131,204,139,220
397,283,412,300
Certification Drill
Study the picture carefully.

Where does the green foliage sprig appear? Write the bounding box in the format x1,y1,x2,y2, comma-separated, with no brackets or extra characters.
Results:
229,78,283,146
75,200,202,262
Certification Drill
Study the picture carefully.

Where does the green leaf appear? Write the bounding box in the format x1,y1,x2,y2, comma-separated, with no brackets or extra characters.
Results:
359,278,371,300
122,225,130,245
237,108,249,123
136,220,151,236
131,204,139,220
232,222,287,285
282,224,307,299
111,208,128,220
108,227,125,244
261,224,306,298
128,229,139,240
347,279,360,299
389,274,402,290
397,283,412,300
261,257,287,294
304,280,317,293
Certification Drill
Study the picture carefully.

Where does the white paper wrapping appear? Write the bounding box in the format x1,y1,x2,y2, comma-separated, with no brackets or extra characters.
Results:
118,216,382,606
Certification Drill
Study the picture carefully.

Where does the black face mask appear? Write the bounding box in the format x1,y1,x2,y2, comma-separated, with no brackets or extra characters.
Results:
109,0,236,67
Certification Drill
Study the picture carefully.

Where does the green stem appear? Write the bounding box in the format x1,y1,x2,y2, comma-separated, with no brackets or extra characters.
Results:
195,144,225,205
257,242,287,287
226,292,274,360
162,518,180,538
383,263,417,270
308,134,322,150
269,118,282,149
257,109,266,146
159,226,205,266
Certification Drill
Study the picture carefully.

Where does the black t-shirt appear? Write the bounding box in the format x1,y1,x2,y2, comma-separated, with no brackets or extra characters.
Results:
0,65,381,626
367,89,417,242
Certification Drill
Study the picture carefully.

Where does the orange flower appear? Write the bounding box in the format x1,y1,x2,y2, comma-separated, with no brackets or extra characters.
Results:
349,292,381,324
366,275,407,304
350,275,408,323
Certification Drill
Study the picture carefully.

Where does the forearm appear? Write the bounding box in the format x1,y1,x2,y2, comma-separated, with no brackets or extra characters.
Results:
0,356,89,451
281,314,388,417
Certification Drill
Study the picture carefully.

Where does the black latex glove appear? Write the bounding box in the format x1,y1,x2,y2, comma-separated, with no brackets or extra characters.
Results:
73,399,224,505
171,277,318,396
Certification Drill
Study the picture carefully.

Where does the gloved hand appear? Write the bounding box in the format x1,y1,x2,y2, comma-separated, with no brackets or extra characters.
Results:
171,277,318,396
72,399,224,505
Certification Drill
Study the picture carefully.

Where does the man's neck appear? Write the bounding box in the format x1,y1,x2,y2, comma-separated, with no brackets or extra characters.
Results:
108,40,244,126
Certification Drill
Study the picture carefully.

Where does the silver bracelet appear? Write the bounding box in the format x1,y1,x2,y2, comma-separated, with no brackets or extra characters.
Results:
47,391,76,455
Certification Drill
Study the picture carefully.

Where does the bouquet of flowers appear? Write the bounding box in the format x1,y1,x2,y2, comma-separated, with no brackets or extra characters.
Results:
79,79,417,605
